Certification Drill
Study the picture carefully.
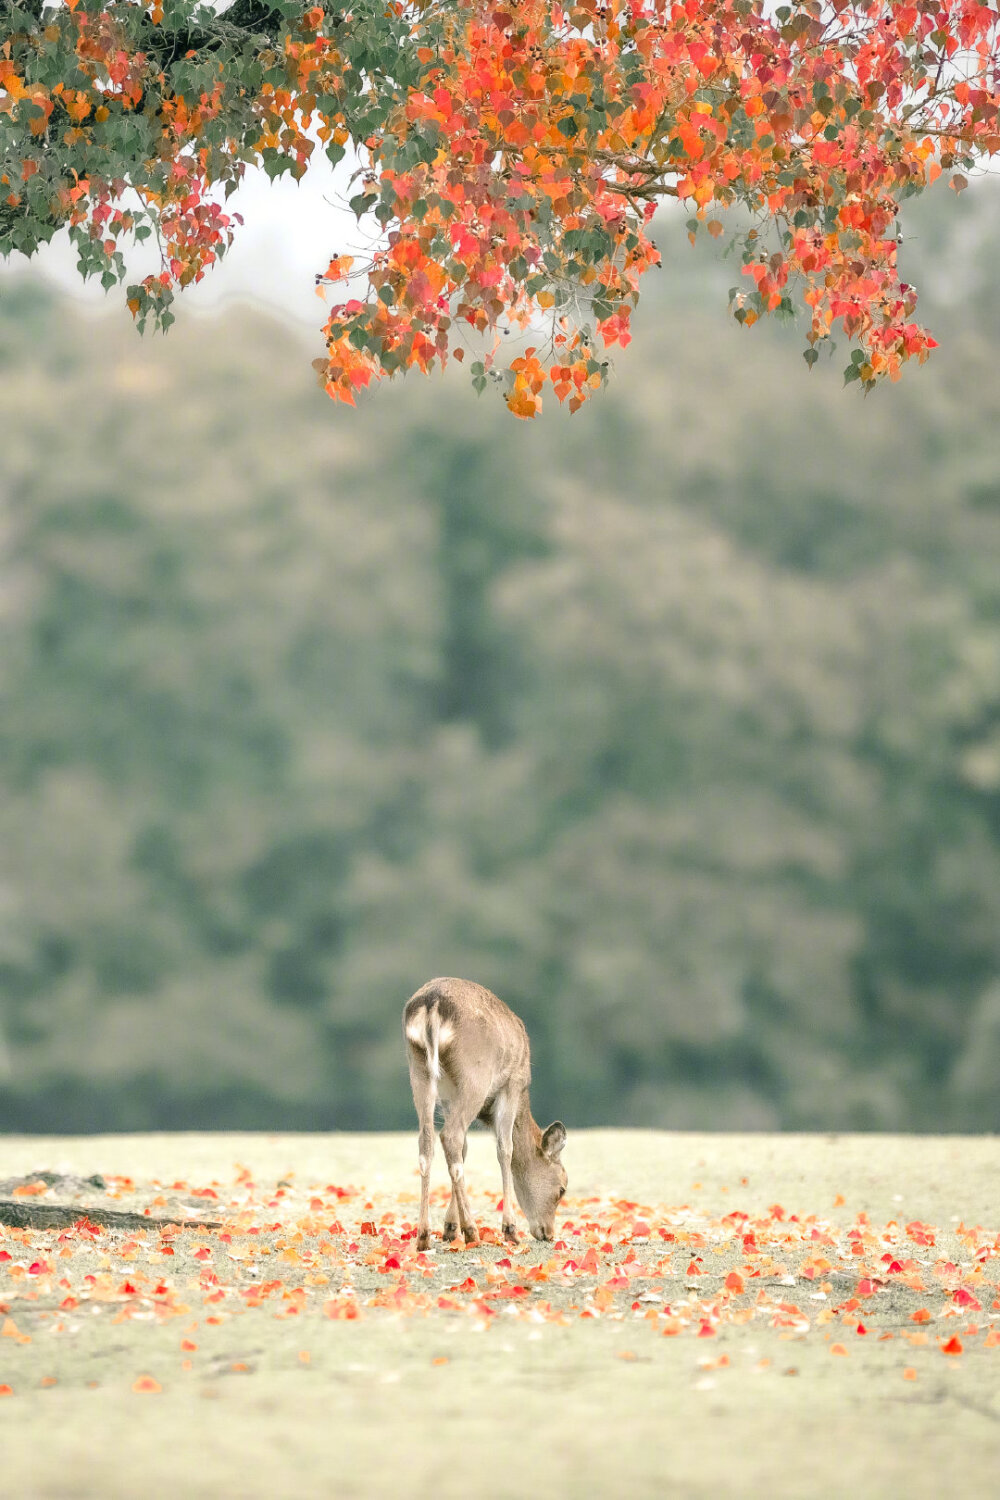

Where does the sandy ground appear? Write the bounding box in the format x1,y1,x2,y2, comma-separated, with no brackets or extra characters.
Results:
0,1129,998,1499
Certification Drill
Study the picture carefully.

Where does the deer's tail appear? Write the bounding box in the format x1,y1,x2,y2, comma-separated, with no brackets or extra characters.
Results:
404,997,444,1088
424,1002,442,1085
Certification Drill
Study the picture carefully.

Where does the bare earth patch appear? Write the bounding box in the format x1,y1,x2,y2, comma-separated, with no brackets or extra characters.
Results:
0,1130,998,1498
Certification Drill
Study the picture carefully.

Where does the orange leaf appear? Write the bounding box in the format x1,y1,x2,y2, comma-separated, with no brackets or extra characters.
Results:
132,1376,162,1394
940,1336,963,1356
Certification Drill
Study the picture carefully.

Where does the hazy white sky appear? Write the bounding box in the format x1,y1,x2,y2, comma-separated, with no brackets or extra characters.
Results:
3,155,366,335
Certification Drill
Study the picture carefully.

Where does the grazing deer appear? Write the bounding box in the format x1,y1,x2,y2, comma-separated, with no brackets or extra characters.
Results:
403,977,567,1251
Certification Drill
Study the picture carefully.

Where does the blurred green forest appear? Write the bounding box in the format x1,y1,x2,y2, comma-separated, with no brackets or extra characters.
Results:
2,184,1000,1135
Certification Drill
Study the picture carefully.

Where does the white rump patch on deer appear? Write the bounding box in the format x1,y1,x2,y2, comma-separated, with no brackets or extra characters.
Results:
405,1016,426,1044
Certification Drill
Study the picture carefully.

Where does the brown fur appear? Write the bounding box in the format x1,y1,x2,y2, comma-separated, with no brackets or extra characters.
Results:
403,977,567,1250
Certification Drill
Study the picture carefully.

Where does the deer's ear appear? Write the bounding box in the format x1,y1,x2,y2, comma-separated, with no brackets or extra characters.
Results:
541,1121,567,1161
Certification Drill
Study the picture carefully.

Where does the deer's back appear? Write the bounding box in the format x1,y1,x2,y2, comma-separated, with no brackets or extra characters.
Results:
403,977,531,1095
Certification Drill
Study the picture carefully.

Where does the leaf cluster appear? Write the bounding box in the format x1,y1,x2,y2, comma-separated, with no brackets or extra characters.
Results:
3,0,999,410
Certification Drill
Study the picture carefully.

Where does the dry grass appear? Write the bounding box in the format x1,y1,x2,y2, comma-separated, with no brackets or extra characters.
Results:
0,1129,998,1499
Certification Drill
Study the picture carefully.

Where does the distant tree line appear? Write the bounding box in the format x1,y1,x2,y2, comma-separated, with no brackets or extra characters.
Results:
1,190,1000,1134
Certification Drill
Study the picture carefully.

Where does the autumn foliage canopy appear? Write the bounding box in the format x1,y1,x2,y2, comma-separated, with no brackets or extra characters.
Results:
2,0,999,415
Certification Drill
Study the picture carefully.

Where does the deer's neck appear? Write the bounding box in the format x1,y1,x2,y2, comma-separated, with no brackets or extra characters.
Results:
512,1089,541,1163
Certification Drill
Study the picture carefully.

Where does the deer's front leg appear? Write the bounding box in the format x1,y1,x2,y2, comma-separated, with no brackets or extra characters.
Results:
494,1095,519,1244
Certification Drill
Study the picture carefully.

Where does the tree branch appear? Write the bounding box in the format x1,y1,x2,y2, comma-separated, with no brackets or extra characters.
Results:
0,1198,221,1230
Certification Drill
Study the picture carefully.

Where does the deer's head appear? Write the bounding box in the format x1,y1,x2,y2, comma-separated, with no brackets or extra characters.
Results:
513,1120,567,1240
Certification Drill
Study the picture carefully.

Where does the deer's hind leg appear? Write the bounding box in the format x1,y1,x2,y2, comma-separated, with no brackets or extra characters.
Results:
439,1088,483,1246
442,1136,467,1243
409,1056,436,1253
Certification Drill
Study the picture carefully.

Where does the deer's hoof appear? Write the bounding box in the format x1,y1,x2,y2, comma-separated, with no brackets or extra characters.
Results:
442,1221,459,1243
463,1225,479,1246
503,1225,519,1245
416,1231,430,1252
